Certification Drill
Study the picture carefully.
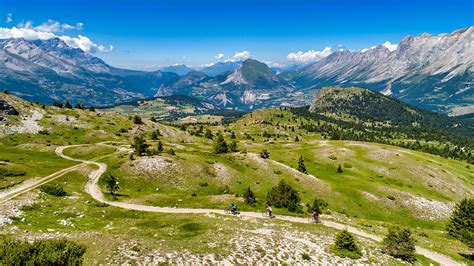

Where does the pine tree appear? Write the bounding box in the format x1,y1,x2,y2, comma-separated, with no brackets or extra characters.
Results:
204,129,213,139
447,198,474,248
75,102,85,109
64,100,72,109
133,115,142,124
382,227,416,262
150,116,157,122
88,106,95,112
330,230,362,259
243,186,256,205
150,131,158,140
297,155,307,174
104,174,119,196
213,132,228,154
156,140,164,153
294,136,300,142
132,136,148,155
168,148,176,155
228,140,238,152
230,131,236,139
337,164,343,173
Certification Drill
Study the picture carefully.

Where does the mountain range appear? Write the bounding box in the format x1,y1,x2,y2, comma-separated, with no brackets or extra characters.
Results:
0,27,472,114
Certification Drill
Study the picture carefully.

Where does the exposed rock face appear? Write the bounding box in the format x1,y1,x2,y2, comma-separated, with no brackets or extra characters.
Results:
295,27,474,113
0,99,19,115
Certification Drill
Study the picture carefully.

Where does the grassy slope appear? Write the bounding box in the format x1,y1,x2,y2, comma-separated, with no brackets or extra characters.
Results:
1,95,472,263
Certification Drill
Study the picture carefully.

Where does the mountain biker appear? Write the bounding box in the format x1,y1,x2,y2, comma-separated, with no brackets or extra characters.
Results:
266,205,274,218
311,209,320,222
230,202,238,214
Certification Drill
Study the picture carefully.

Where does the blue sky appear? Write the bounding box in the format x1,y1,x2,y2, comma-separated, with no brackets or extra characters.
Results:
1,0,473,69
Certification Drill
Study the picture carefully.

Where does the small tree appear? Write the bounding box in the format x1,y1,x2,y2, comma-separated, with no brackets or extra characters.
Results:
104,174,119,196
2,89,9,94
53,102,63,108
260,149,270,159
243,186,256,205
64,100,72,109
213,132,228,154
294,136,299,142
337,164,343,173
382,227,416,262
168,148,176,155
297,155,307,174
447,198,473,249
133,115,142,124
88,106,95,112
150,131,158,140
230,131,236,139
75,102,85,109
150,116,157,122
129,153,134,160
204,129,213,139
330,230,362,259
228,140,238,152
156,140,164,153
132,135,148,155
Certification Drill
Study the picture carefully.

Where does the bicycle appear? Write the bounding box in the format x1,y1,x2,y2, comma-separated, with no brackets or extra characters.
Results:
262,211,276,218
308,216,322,224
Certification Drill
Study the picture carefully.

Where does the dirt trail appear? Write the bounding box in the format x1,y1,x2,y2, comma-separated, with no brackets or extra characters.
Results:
2,143,462,265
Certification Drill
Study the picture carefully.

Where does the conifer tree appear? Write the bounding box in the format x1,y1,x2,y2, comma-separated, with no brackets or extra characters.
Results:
447,198,474,248
156,140,164,153
64,100,72,109
297,155,307,174
337,164,343,173
213,132,228,154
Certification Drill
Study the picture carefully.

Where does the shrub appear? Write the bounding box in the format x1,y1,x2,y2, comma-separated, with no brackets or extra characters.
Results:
382,227,416,262
243,186,256,205
302,253,311,260
40,184,66,196
387,195,396,200
330,230,362,259
266,180,301,212
343,163,352,168
446,197,473,248
133,115,142,124
260,149,270,159
328,155,337,160
0,238,86,265
199,182,208,187
337,164,343,173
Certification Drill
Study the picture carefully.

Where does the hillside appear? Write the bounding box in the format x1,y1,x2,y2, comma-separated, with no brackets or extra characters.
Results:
0,93,472,264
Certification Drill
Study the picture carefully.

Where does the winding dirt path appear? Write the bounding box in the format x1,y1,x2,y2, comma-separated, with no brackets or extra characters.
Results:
2,143,461,265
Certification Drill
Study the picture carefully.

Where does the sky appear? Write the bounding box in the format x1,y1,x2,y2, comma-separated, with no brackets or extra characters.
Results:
0,0,473,70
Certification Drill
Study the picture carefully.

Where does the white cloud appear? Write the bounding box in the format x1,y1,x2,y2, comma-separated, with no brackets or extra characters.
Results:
232,50,250,60
200,62,215,67
0,19,112,53
215,53,224,59
17,19,83,33
6,14,12,24
287,47,332,63
382,41,398,52
361,41,398,53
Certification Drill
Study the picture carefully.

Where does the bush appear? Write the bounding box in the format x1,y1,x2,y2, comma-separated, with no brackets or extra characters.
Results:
266,180,301,212
382,227,416,262
337,164,343,173
330,230,362,259
260,149,270,159
446,197,473,248
0,238,86,265
243,186,256,205
302,253,311,260
40,184,66,196
133,115,142,124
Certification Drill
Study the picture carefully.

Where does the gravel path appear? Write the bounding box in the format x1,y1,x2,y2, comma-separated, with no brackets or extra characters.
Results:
2,143,462,265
